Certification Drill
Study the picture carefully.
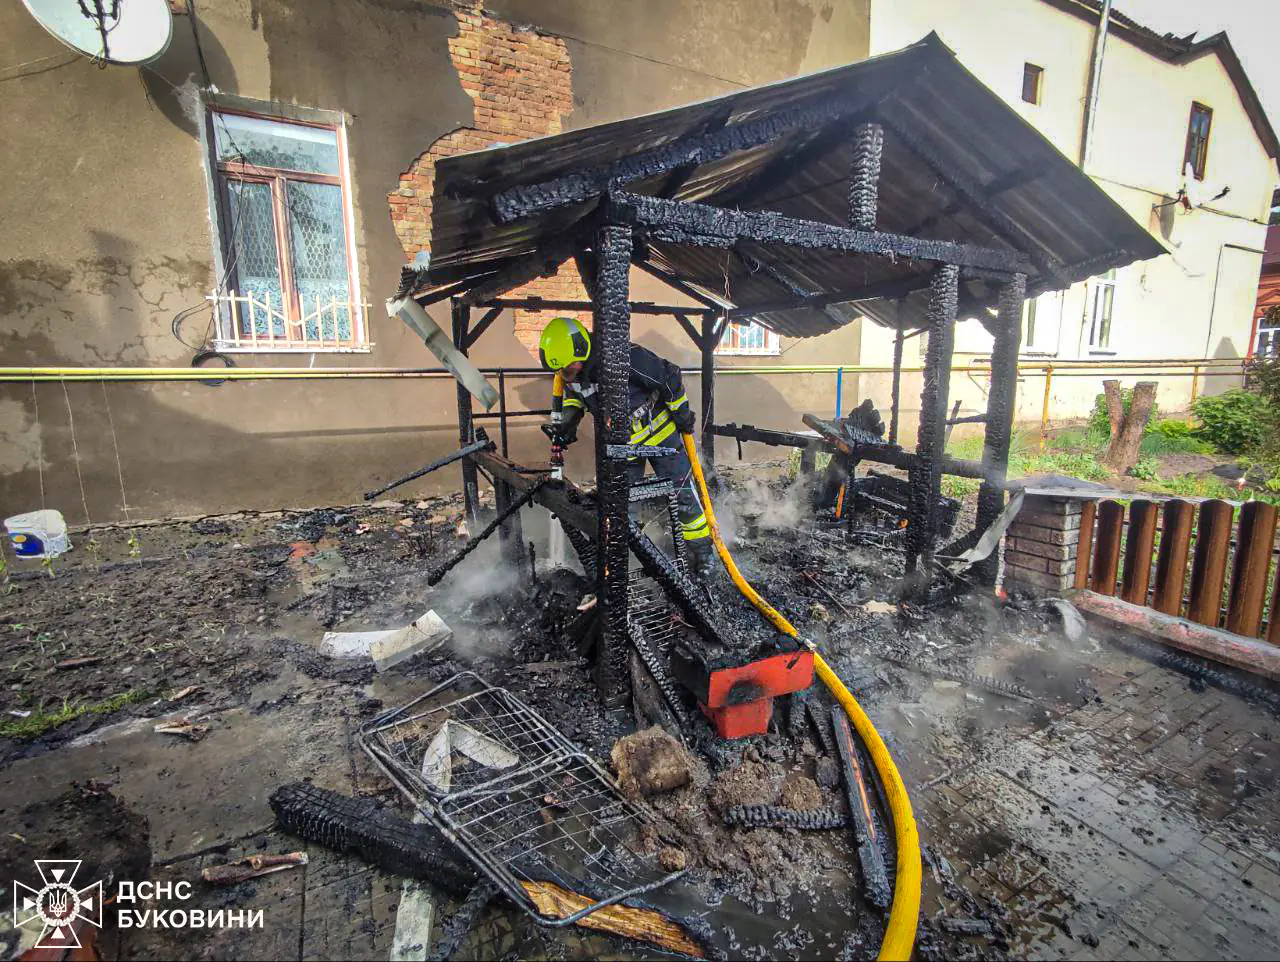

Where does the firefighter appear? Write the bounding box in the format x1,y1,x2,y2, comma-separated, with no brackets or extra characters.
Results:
537,316,715,579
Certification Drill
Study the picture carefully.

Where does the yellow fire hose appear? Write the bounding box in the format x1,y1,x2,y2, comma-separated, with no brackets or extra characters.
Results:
680,432,921,961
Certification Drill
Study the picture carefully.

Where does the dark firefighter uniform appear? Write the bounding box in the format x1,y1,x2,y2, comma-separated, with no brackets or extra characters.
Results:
537,317,713,571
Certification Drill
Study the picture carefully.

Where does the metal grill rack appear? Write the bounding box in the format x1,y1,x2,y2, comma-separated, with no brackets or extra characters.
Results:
627,570,694,730
359,672,683,925
628,571,680,653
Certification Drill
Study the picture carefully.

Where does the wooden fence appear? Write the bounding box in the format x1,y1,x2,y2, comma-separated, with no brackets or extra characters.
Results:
1074,498,1280,642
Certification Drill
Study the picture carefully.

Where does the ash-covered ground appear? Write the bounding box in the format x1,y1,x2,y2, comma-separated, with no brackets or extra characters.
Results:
2,464,1280,960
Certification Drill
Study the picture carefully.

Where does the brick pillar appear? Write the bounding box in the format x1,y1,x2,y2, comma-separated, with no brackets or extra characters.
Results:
1003,495,1083,596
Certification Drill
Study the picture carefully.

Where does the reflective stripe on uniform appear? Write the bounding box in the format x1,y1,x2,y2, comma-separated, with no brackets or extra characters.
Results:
630,408,671,443
637,418,678,447
668,393,689,410
563,396,585,410
680,511,710,540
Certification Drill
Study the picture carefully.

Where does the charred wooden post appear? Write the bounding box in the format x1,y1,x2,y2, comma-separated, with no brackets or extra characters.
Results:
975,273,1025,586
906,265,959,582
888,326,905,445
452,299,481,525
849,122,884,231
492,478,527,573
700,313,718,474
593,224,635,704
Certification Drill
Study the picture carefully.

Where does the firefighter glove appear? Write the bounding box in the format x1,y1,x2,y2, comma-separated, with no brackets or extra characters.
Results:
541,421,577,447
671,405,696,435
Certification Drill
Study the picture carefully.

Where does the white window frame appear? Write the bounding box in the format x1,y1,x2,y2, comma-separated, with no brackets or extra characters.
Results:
203,102,369,353
716,319,781,356
1255,307,1280,357
1085,270,1117,353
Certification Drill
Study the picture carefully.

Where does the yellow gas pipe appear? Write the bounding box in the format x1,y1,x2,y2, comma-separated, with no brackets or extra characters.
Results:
680,432,921,962
549,372,566,480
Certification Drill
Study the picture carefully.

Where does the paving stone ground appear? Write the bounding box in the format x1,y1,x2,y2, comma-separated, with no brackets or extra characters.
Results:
908,627,1280,961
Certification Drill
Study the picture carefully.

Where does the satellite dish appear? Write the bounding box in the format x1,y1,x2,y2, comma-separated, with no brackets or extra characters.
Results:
21,0,174,66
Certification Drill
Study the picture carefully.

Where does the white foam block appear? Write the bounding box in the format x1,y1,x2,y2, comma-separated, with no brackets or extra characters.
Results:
370,610,453,672
320,610,453,668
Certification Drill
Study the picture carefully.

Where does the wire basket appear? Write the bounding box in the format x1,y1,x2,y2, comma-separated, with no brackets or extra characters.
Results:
359,671,683,925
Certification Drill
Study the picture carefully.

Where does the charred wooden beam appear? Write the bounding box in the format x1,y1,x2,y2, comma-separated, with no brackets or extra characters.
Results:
632,258,728,311
974,273,1024,586
479,296,705,317
428,480,546,585
732,250,852,328
725,274,927,321
700,313,717,471
672,311,704,349
655,106,734,199
471,450,597,534
876,113,1071,284
889,326,905,445
831,707,892,910
727,415,989,480
462,304,504,351
452,300,481,525
608,192,1029,273
459,237,580,306
593,224,635,704
489,90,895,223
712,123,854,212
899,168,1042,240
849,122,884,231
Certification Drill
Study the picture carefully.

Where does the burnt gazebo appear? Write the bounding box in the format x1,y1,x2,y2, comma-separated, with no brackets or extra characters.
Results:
402,33,1164,698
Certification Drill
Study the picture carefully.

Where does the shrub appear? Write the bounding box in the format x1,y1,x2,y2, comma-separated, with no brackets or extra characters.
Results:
1246,353,1280,409
1153,418,1193,439
1139,419,1215,455
1191,390,1270,455
1129,457,1159,481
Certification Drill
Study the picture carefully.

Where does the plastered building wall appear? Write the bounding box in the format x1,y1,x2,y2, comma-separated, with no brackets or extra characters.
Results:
0,0,871,520
864,0,1276,435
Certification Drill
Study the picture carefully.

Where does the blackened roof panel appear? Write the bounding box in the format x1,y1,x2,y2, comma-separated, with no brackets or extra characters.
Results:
426,33,1166,334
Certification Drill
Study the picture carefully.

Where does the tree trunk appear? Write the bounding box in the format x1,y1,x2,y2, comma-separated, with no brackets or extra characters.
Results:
1103,379,1124,435
1103,380,1157,472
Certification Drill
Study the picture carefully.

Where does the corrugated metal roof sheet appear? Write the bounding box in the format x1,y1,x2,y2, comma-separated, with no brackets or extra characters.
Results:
425,33,1166,335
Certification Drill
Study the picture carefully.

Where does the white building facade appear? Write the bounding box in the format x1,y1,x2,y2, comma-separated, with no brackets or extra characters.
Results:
863,0,1279,419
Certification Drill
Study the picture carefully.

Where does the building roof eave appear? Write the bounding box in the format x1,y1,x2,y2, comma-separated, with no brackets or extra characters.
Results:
1038,0,1280,167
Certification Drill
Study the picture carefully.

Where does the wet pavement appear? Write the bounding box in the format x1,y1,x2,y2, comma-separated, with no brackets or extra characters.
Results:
910,633,1280,960
1,485,1279,960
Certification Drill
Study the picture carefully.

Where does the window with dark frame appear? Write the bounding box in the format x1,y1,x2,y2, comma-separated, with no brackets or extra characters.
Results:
1184,102,1213,181
1021,63,1043,105
209,110,364,350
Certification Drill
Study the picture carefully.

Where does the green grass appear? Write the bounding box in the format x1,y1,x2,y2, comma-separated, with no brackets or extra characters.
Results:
0,689,150,739
947,431,1111,484
1138,431,1215,457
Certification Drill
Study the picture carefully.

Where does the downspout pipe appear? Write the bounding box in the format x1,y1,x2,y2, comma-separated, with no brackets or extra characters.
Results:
1079,0,1113,170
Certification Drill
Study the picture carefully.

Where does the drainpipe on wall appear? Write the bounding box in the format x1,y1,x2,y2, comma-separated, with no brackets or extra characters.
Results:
1079,0,1113,171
